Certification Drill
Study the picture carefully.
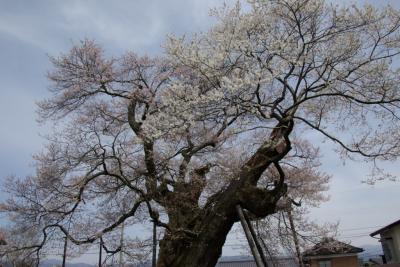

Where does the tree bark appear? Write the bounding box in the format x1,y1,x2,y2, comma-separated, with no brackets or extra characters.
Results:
156,120,293,267
157,185,285,267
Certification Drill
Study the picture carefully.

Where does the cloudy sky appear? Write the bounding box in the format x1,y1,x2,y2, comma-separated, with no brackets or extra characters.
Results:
1,0,400,264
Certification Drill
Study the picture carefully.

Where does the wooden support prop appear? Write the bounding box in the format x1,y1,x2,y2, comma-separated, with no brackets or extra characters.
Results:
287,209,304,267
236,204,265,267
242,209,269,267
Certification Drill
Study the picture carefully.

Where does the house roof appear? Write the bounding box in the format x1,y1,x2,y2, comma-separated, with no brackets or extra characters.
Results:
218,255,297,262
370,219,400,237
218,256,254,263
303,238,363,257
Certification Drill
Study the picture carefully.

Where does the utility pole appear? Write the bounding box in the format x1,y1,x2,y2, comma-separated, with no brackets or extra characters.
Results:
236,204,265,267
152,220,157,267
119,222,124,267
62,236,68,267
63,217,72,267
98,238,103,267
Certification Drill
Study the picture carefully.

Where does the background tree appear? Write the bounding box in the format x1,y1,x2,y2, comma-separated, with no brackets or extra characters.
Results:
0,226,40,267
2,0,400,267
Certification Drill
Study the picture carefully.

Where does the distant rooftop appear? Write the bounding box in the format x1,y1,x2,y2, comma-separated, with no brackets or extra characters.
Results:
303,238,363,257
218,255,254,263
217,255,298,267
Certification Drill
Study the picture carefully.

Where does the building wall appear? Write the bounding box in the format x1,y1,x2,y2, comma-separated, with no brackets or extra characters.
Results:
395,226,400,262
309,255,359,267
381,224,400,263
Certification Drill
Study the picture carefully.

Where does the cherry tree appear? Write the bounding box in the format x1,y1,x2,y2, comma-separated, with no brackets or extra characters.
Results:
0,226,40,266
2,0,400,266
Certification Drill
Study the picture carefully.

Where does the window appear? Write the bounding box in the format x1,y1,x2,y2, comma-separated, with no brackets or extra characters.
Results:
318,260,331,267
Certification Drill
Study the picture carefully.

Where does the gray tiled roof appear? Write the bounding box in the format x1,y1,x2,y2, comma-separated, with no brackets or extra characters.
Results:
303,238,363,257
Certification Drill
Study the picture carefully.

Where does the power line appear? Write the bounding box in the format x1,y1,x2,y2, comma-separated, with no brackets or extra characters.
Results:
338,225,384,232
223,231,381,247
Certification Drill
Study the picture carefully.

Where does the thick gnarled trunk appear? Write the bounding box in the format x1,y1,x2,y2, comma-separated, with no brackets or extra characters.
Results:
157,208,235,267
157,183,286,267
157,120,293,267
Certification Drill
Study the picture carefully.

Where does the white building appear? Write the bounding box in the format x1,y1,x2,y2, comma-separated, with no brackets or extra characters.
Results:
371,219,400,264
